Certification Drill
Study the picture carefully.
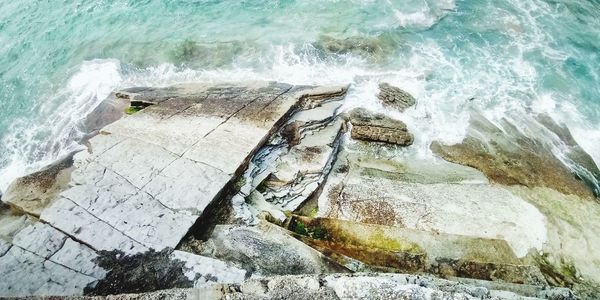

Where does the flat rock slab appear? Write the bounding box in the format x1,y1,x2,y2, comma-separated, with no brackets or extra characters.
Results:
39,82,347,254
0,217,105,297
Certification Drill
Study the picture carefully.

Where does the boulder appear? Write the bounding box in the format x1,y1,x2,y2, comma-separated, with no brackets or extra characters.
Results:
377,82,416,111
183,221,347,276
345,108,413,146
2,153,74,216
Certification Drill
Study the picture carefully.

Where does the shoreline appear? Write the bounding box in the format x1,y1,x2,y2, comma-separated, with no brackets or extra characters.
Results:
1,81,599,299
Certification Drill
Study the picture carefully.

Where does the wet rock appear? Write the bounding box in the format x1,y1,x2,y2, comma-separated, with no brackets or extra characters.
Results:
79,93,130,135
345,108,413,146
2,153,74,216
377,83,416,111
431,113,599,199
536,114,600,196
84,248,245,296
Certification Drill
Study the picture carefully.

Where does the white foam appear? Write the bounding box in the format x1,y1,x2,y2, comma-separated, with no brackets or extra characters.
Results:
2,0,599,192
387,0,455,30
0,59,122,191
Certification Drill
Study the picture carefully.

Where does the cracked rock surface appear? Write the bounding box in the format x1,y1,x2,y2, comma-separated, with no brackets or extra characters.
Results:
0,82,347,297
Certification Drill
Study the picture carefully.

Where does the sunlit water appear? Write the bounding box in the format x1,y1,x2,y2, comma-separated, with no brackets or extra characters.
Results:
1,0,599,191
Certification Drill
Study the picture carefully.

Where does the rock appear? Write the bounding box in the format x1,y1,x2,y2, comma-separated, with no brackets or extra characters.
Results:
377,83,416,111
316,147,547,258
345,108,413,146
187,221,347,276
227,92,346,223
509,186,600,287
2,153,74,216
536,114,600,196
0,220,106,297
431,113,599,199
39,82,347,254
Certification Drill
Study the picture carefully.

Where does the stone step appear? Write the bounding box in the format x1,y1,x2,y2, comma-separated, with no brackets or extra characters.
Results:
282,215,546,285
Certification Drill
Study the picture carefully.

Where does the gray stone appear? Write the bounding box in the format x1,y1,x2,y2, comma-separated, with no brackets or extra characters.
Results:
12,222,67,259
191,221,347,276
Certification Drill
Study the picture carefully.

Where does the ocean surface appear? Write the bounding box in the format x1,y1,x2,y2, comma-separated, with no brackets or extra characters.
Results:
0,0,599,191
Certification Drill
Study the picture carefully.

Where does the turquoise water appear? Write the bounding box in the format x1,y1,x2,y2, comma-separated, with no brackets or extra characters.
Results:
1,0,599,190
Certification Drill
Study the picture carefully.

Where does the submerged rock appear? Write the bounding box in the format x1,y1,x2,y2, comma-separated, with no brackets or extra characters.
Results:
313,34,396,62
431,113,599,199
377,83,416,112
345,108,413,146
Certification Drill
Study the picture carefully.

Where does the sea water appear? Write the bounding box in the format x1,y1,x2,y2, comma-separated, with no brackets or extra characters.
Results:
0,0,599,190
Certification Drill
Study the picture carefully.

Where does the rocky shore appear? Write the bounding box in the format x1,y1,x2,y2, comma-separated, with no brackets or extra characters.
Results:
1,81,599,299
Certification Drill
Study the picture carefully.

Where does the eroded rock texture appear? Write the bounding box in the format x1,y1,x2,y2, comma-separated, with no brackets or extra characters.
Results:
377,82,416,112
346,108,413,146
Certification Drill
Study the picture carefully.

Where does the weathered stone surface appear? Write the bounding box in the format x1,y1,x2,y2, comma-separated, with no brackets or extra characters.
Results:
284,215,544,285
38,82,347,256
431,113,599,199
315,146,547,259
346,108,413,146
509,187,600,289
0,218,106,297
377,82,416,111
0,246,99,297
42,197,148,253
186,221,347,276
2,153,74,216
12,222,67,259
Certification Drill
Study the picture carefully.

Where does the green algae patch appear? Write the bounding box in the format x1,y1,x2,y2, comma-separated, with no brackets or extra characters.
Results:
125,106,143,115
535,252,579,288
287,215,425,255
285,215,427,270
